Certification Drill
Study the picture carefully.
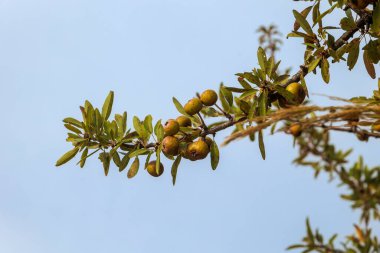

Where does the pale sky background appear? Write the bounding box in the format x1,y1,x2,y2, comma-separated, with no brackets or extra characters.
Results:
0,0,379,252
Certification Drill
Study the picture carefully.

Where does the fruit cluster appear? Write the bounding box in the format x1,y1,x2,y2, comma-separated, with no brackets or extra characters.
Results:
146,90,219,177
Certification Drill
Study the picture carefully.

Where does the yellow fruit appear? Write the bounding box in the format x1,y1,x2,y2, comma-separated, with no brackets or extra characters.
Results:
146,161,164,177
289,124,302,137
200,90,218,106
184,98,203,116
372,124,380,132
162,136,180,156
164,119,179,136
176,116,192,127
186,139,210,161
279,82,306,108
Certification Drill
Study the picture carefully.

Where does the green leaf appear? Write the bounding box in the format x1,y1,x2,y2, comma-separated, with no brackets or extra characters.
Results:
293,10,313,35
220,84,233,106
219,85,231,112
257,47,267,73
56,147,79,166
127,157,139,179
80,148,88,168
372,3,380,35
286,244,305,250
145,152,153,169
112,151,121,167
266,56,275,78
347,39,360,70
274,86,295,103
308,57,321,73
258,130,265,160
171,155,182,186
237,77,252,89
321,58,330,84
363,50,376,79
102,91,114,121
294,6,312,31
63,117,82,128
144,115,153,134
64,123,82,134
313,4,337,27
258,90,268,117
306,218,315,244
100,152,111,176
156,146,162,175
119,153,131,172
172,97,190,116
300,75,309,98
154,120,164,142
129,148,150,158
210,141,219,170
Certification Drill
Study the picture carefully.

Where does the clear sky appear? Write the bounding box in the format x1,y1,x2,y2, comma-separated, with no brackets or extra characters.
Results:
0,0,379,252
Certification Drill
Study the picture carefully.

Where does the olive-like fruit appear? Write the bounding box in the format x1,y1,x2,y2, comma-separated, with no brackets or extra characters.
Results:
186,139,210,161
279,82,306,108
200,89,218,106
176,116,192,127
146,161,164,177
372,124,380,132
184,98,203,116
164,119,180,136
289,124,302,137
162,136,180,156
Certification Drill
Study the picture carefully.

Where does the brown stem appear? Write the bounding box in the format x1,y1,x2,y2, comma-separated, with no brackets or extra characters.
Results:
283,11,372,87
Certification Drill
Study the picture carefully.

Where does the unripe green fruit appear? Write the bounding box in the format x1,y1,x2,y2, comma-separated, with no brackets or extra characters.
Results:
162,136,180,156
200,89,218,106
164,119,180,136
176,116,192,127
184,98,203,116
146,161,164,177
186,139,210,161
289,124,302,137
279,82,306,108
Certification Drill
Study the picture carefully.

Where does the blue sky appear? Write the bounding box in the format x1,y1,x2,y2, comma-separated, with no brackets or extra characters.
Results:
0,0,379,252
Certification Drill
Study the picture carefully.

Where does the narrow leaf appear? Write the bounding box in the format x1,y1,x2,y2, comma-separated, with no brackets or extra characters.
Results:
56,147,79,166
210,141,220,170
258,131,266,160
102,91,114,120
127,157,140,178
171,155,182,186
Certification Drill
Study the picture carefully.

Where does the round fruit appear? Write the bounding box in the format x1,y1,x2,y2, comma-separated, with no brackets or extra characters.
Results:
146,161,164,177
186,139,210,161
184,98,203,116
162,136,180,156
279,82,306,108
164,119,180,136
289,124,302,137
176,116,192,127
372,124,380,132
200,89,218,106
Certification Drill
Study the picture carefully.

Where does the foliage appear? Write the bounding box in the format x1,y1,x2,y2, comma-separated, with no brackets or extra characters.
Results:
56,0,380,252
